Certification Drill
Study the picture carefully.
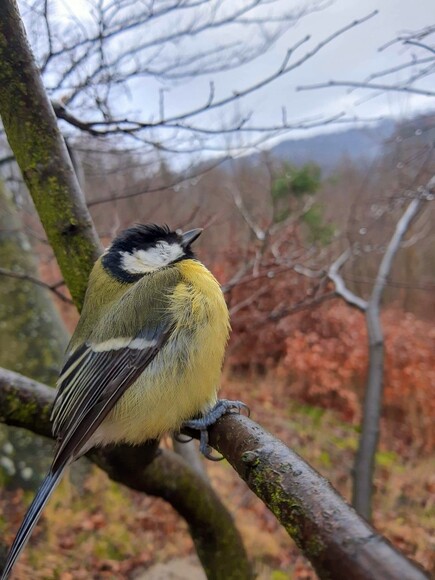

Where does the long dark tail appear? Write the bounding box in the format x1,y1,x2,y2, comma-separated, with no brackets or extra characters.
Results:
1,466,67,579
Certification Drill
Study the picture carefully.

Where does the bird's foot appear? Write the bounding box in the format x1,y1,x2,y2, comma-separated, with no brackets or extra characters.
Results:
181,399,249,461
173,432,193,443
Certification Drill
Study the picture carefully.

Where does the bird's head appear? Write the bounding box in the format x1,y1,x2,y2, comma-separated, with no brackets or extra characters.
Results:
102,224,202,282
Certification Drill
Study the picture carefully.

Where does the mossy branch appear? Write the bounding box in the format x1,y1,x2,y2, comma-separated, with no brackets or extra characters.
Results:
185,418,429,580
94,446,251,579
0,2,251,575
0,367,428,580
0,0,102,309
0,367,252,579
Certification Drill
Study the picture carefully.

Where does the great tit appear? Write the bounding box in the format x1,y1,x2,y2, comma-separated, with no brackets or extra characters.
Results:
2,224,243,579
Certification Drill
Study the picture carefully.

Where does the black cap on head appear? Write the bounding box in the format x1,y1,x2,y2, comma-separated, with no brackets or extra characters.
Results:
103,223,202,283
110,224,176,253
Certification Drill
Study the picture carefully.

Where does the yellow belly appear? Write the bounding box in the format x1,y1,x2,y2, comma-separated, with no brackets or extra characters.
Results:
92,260,230,446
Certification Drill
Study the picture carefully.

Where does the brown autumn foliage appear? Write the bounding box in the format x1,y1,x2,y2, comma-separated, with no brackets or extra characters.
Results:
281,303,434,452
2,114,434,578
222,255,434,453
2,376,434,579
32,123,435,456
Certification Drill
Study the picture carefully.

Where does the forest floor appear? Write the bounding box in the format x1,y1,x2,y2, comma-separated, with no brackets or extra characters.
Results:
2,376,434,579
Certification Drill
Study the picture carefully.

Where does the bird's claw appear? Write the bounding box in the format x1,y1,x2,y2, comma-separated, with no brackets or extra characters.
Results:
181,399,250,461
173,432,193,443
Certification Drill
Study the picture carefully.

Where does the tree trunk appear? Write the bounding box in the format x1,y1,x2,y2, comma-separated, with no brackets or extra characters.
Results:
0,181,68,489
0,0,101,309
353,305,383,519
0,2,251,575
352,197,424,520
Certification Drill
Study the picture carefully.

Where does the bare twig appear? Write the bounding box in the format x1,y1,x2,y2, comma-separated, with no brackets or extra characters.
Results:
328,250,368,311
297,80,435,97
327,181,433,521
0,267,72,304
24,4,379,159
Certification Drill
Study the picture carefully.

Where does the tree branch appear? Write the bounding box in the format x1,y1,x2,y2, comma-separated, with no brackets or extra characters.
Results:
0,367,253,579
0,268,72,304
197,415,429,580
297,80,435,97
328,249,368,311
0,0,102,309
0,367,428,580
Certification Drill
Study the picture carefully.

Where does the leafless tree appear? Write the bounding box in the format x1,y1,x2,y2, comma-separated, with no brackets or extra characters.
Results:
1,1,431,576
327,178,434,521
0,0,381,198
293,20,435,521
298,24,435,99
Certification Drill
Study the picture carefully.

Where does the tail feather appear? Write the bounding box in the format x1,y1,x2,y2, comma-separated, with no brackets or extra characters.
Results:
1,467,66,579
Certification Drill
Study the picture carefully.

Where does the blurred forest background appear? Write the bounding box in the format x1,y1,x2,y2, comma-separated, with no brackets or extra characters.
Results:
0,0,434,578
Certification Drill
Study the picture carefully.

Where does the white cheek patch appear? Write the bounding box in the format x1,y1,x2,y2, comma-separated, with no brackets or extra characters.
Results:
120,242,184,274
92,337,158,352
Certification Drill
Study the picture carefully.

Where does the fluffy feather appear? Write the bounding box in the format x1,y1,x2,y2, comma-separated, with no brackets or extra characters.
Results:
1,225,229,578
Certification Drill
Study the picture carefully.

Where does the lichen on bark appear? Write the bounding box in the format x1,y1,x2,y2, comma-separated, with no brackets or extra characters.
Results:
0,0,102,309
0,181,68,488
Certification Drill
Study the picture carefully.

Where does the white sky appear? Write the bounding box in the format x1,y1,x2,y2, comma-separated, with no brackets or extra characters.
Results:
154,0,435,138
24,0,435,151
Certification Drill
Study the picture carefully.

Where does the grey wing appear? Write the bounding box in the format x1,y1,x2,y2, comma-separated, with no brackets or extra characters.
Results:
50,323,172,471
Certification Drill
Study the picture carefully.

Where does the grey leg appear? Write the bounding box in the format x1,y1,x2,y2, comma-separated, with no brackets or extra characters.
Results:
182,399,249,461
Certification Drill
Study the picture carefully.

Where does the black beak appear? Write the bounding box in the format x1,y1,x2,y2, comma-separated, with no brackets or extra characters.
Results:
181,228,203,248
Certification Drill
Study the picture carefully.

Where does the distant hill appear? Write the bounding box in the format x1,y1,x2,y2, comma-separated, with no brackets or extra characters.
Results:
265,119,396,173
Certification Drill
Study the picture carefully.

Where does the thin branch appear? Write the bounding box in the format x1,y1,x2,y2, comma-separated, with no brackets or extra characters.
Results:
403,39,435,55
0,154,15,167
0,267,73,304
328,250,368,311
230,188,266,241
229,286,269,316
297,80,435,97
365,56,434,82
268,289,335,322
370,194,429,307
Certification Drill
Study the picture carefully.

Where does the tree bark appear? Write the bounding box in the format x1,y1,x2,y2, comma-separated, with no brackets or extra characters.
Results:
0,0,101,309
0,1,250,573
0,181,69,489
353,196,426,519
202,415,429,580
0,368,428,580
0,367,253,579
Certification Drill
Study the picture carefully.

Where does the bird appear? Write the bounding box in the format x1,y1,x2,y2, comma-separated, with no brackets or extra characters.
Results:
1,223,245,578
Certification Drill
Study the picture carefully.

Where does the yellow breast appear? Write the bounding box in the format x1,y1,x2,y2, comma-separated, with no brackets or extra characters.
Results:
94,259,230,446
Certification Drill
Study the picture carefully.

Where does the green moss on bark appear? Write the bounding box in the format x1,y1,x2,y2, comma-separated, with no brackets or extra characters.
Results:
0,183,68,383
0,182,68,488
0,1,102,309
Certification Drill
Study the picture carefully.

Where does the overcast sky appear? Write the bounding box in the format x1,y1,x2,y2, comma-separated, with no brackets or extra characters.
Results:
151,0,435,141
26,0,435,153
